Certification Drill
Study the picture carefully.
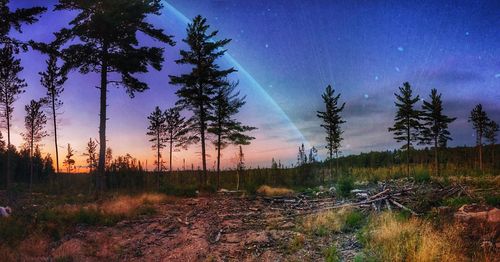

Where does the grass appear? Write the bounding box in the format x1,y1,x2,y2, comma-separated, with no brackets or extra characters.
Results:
301,208,366,236
256,185,294,197
336,176,354,198
286,233,305,254
359,212,466,261
323,244,340,262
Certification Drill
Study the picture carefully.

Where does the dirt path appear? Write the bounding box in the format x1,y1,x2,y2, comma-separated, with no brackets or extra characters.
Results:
49,194,359,261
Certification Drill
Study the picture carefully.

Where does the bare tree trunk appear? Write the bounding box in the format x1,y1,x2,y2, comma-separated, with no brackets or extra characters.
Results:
407,125,410,177
479,135,483,171
6,103,11,188
216,133,221,190
169,138,173,174
434,137,439,176
97,44,109,197
30,132,34,192
51,89,60,174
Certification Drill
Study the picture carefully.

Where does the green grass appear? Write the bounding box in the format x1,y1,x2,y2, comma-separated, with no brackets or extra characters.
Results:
336,176,354,198
442,196,474,208
342,210,366,232
323,244,340,262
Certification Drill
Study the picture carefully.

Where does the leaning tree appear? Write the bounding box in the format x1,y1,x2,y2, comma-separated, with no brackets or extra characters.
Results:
55,0,175,194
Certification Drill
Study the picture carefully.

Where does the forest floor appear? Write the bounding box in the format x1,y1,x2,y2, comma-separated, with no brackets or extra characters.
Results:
1,176,499,261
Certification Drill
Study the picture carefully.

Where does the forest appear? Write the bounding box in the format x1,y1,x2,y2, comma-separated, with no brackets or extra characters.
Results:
0,0,498,261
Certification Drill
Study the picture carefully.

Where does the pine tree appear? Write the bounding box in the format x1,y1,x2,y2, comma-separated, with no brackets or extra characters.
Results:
297,143,308,166
164,107,192,173
0,44,27,186
169,15,236,186
0,0,45,49
208,83,255,189
236,145,245,191
63,143,75,173
317,85,345,177
309,146,318,163
388,82,421,176
83,138,98,173
468,104,489,171
23,99,48,191
485,120,498,168
56,0,175,194
33,38,68,174
147,106,166,174
420,89,456,176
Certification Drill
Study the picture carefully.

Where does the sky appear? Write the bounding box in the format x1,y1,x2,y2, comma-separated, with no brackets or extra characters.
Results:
5,0,500,171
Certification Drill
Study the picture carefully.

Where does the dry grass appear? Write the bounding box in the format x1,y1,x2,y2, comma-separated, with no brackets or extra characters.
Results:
55,193,168,217
301,208,364,235
256,185,294,197
362,212,466,262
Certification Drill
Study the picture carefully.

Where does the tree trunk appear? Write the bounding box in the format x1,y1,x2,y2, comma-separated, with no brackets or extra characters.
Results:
30,131,34,192
157,132,160,190
407,125,410,177
216,132,221,190
6,102,11,188
199,89,207,187
96,43,109,197
169,137,173,174
479,135,483,171
434,137,439,176
51,89,59,174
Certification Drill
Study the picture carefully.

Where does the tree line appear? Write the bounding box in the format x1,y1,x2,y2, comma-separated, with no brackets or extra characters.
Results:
313,82,498,177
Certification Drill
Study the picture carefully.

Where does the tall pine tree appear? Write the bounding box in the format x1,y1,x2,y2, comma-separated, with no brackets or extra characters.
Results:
0,44,26,186
468,104,489,171
208,83,255,189
388,82,421,176
55,0,174,194
420,89,456,176
147,106,166,174
317,85,345,178
169,15,236,186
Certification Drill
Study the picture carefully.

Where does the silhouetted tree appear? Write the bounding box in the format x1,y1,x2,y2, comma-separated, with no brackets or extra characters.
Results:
469,104,489,171
164,107,192,173
0,44,26,186
388,82,421,176
170,15,236,186
56,0,175,194
83,138,98,173
317,85,345,177
309,146,318,163
63,143,75,173
147,107,166,175
34,38,67,174
297,143,308,166
105,147,113,171
236,145,245,191
23,99,48,190
485,120,498,167
0,0,45,49
208,83,255,189
419,89,456,176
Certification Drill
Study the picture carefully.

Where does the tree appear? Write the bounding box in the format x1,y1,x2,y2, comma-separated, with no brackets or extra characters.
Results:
63,143,75,173
208,83,255,189
170,15,236,186
83,138,98,173
309,146,318,163
388,82,421,176
0,0,46,48
0,44,26,186
34,38,68,174
317,85,345,177
236,145,245,191
105,147,113,171
56,0,175,194
468,104,489,171
419,89,456,176
297,143,307,166
146,106,166,189
164,107,192,173
485,120,498,168
23,99,48,191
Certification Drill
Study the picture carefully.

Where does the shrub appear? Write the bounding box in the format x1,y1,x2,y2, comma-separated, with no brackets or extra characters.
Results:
336,176,354,198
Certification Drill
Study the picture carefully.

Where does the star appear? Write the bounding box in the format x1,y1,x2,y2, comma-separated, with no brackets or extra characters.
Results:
397,46,404,52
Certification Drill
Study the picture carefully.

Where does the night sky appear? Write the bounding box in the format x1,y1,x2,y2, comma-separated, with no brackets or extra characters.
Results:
7,0,500,170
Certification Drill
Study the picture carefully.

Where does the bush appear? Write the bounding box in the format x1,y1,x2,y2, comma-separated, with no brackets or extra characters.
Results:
336,176,354,198
256,185,294,197
342,210,365,232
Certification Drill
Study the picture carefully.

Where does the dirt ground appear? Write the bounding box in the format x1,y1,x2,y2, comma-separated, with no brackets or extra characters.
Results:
45,194,357,262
